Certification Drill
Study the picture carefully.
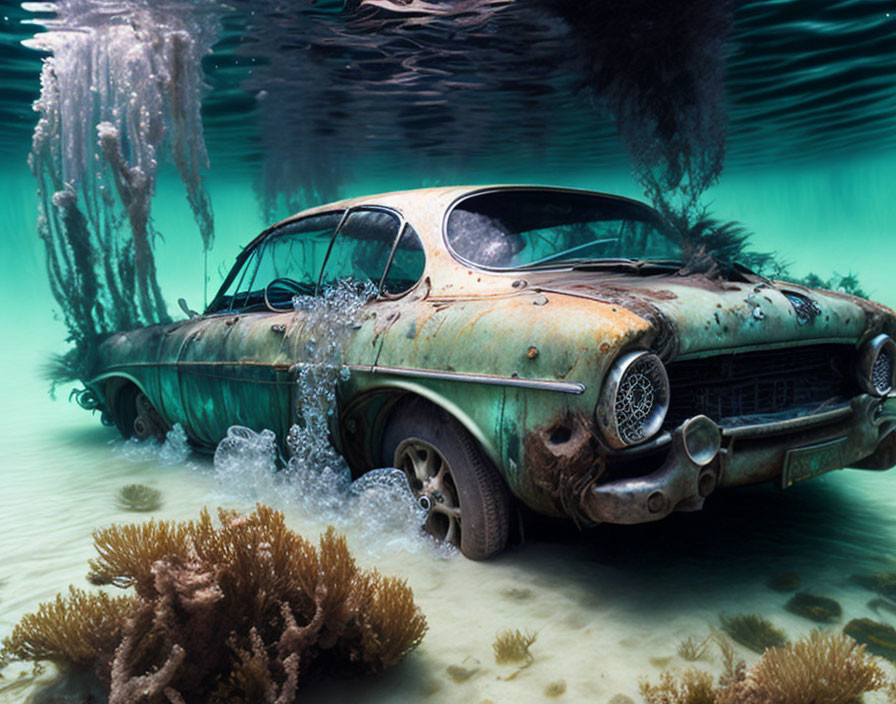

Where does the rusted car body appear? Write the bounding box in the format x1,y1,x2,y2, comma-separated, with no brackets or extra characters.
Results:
84,186,896,558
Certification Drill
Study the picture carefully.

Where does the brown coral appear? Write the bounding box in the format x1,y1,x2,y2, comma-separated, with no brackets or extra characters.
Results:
642,630,891,704
639,669,715,704
0,587,132,670
1,505,428,704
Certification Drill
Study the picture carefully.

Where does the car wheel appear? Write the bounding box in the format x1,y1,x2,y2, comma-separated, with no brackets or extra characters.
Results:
381,400,511,560
113,384,167,441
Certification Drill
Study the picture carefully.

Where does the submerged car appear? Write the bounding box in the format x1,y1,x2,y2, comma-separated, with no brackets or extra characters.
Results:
84,186,896,559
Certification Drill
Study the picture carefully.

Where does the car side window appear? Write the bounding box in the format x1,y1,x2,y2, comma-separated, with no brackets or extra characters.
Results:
381,224,425,295
214,212,343,312
319,209,400,292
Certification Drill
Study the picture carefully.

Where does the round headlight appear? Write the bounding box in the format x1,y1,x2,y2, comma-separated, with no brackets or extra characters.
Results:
597,351,670,449
857,334,896,396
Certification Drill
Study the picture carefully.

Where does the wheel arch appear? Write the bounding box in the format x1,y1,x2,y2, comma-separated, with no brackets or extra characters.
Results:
338,380,502,473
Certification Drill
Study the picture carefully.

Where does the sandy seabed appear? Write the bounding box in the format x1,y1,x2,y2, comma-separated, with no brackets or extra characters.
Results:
2,318,896,704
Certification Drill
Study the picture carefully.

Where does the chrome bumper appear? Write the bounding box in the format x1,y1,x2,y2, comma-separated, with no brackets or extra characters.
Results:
582,394,896,525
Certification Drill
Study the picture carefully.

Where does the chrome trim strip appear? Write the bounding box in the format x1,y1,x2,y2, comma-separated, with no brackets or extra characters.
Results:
720,403,853,439
347,363,586,394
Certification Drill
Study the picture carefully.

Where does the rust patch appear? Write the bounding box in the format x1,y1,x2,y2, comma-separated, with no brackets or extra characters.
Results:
527,346,539,359
524,411,606,525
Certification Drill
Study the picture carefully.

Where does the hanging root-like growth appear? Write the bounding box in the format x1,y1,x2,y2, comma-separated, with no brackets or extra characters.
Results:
1,505,427,703
642,630,892,704
25,0,220,389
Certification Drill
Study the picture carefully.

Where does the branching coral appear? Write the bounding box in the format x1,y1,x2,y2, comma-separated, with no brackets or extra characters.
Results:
639,669,715,704
2,506,427,703
641,631,891,704
0,587,132,669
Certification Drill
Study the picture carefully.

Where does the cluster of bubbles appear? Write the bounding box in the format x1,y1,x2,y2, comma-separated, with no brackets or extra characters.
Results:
117,422,192,467
212,279,436,557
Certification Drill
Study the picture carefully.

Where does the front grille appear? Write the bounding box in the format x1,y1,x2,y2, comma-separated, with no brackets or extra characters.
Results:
665,344,856,427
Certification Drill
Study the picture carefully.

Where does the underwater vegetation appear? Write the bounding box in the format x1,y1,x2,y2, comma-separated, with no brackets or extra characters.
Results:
842,619,896,663
492,629,537,666
641,630,893,704
27,0,220,388
115,484,162,512
767,572,802,592
852,572,896,600
784,592,842,624
0,505,427,703
677,635,711,663
492,628,537,680
718,614,787,655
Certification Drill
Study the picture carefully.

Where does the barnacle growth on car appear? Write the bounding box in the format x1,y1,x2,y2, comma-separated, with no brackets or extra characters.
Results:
0,505,427,703
641,630,892,704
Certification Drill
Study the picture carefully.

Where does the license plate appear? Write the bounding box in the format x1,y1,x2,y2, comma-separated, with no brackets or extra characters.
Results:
781,437,847,488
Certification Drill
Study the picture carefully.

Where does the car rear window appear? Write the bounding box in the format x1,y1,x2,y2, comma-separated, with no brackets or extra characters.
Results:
445,189,680,270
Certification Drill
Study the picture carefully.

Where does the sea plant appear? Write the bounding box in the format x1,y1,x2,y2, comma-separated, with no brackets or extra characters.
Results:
767,571,801,592
639,668,715,704
785,592,842,623
640,630,891,704
0,505,428,703
492,628,538,681
842,618,896,663
851,572,896,600
115,484,162,512
718,614,787,654
677,635,711,662
492,629,537,665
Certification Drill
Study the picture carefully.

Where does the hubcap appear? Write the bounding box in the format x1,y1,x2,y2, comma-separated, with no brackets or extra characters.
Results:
394,438,461,546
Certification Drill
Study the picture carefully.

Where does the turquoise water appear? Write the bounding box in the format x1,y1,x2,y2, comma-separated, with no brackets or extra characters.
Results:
2,1,896,702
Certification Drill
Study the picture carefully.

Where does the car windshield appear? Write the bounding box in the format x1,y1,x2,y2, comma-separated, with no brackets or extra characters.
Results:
445,189,681,270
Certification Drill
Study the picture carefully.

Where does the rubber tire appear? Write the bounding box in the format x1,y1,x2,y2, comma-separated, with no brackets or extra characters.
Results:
381,398,511,560
113,384,139,439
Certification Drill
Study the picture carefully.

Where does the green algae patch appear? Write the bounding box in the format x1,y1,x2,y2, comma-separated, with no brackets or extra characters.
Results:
115,484,162,512
785,592,842,623
851,572,896,600
719,614,787,654
767,571,801,592
843,618,896,662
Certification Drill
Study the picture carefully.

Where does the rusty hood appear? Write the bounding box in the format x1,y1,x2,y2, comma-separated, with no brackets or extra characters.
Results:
523,269,889,360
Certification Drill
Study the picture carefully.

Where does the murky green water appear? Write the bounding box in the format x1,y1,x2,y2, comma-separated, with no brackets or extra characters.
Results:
2,1,896,702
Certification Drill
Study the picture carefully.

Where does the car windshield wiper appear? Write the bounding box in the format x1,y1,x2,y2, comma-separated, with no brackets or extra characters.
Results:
510,257,682,272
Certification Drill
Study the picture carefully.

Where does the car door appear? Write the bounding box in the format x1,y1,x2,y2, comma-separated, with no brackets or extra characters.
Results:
174,212,343,446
